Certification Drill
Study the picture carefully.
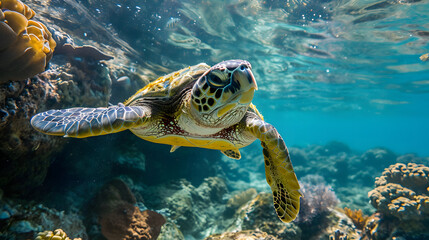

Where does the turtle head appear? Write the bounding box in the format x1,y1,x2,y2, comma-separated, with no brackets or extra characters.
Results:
190,60,257,128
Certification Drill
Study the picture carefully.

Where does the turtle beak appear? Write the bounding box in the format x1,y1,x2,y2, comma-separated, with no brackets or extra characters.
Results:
248,68,258,91
234,67,257,105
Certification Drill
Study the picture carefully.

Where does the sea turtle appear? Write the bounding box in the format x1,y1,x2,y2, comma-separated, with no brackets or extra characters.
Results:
31,60,302,222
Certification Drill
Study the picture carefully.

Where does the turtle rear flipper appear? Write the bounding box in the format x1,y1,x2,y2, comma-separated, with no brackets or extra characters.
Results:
245,116,302,223
31,104,150,138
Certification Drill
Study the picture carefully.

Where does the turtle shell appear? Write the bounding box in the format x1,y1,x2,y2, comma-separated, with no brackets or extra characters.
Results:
124,63,210,106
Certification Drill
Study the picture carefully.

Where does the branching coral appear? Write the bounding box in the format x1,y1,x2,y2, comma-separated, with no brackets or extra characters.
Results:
343,207,368,230
368,163,429,221
35,229,81,240
0,0,56,82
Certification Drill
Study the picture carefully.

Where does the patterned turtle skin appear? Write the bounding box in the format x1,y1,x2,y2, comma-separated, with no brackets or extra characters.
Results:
31,60,302,222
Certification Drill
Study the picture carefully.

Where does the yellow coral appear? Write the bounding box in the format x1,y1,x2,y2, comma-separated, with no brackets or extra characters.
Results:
369,163,429,220
0,0,56,82
343,207,369,230
34,229,82,240
0,0,35,19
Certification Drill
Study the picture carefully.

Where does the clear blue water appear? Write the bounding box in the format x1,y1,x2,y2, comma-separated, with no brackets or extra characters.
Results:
138,0,429,156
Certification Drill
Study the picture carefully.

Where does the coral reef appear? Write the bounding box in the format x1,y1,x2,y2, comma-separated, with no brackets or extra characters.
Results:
0,0,56,82
289,143,397,188
0,56,111,195
94,179,166,240
35,228,81,240
0,198,87,240
0,76,64,195
204,230,277,240
362,163,429,239
368,163,429,221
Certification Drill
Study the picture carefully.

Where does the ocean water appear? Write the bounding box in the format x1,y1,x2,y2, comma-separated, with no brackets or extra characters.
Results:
103,0,429,156
2,0,429,239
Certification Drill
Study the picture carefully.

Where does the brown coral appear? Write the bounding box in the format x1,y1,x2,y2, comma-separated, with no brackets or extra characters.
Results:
35,229,81,240
343,207,368,230
95,179,166,240
0,0,56,82
368,163,429,221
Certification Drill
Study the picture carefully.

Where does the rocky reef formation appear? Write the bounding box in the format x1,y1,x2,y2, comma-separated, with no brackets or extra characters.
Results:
0,0,114,195
94,179,166,240
142,177,228,239
0,56,112,195
0,0,56,82
0,197,87,240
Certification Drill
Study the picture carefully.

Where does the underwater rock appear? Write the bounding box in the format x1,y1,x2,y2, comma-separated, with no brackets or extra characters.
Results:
368,163,429,221
0,77,64,195
204,230,277,240
157,220,185,240
0,0,56,83
319,209,359,240
142,177,228,239
0,198,87,240
45,60,111,107
224,188,257,217
0,54,111,195
94,179,137,211
94,179,166,240
227,192,301,240
56,43,114,61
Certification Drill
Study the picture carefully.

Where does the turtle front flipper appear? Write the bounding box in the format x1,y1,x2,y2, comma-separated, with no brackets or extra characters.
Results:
31,103,150,138
245,116,302,223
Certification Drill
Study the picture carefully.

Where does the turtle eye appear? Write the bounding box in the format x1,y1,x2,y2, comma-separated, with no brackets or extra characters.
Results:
208,70,228,87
